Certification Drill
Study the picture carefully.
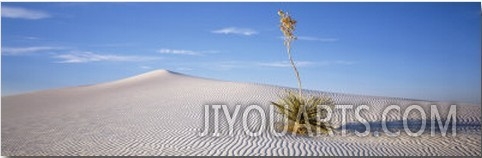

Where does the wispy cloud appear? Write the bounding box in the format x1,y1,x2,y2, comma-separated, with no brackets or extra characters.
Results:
173,61,251,71
297,36,339,42
158,48,218,56
279,36,339,42
158,49,200,55
258,61,316,68
24,36,40,40
89,43,137,48
167,60,354,72
319,60,354,65
54,51,160,63
212,27,258,36
259,60,354,68
139,65,153,70
215,61,250,70
2,46,65,55
1,6,50,20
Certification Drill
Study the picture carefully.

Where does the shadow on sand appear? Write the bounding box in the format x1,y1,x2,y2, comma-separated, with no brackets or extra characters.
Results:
338,119,481,135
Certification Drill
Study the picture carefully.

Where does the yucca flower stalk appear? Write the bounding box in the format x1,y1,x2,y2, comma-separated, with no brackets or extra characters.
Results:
273,10,335,136
278,10,302,99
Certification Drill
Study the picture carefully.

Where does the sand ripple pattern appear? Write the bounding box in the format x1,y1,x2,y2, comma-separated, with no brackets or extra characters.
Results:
2,70,480,156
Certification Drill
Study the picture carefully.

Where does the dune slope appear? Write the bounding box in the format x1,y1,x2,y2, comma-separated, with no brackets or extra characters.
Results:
2,70,480,156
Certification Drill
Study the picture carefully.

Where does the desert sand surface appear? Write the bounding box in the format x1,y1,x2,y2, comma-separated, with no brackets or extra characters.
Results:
2,69,480,156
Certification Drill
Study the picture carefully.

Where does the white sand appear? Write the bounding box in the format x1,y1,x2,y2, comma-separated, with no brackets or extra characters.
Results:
2,70,480,156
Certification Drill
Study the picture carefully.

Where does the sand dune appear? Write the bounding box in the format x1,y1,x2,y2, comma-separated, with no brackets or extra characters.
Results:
2,69,480,156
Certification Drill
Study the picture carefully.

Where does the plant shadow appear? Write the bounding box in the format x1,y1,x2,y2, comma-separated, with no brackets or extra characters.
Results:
337,119,481,135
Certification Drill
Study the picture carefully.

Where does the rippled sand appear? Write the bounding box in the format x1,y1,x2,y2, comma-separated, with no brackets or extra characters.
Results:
2,70,480,156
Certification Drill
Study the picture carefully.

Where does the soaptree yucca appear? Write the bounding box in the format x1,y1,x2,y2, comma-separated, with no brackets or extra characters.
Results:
273,10,334,135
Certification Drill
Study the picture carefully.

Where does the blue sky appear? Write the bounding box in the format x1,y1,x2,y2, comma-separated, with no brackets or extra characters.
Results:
1,2,481,104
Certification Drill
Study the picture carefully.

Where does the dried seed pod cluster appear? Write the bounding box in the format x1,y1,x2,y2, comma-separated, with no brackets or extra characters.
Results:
278,10,297,46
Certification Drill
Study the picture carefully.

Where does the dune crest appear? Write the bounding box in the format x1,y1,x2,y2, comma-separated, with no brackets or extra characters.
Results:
98,69,187,84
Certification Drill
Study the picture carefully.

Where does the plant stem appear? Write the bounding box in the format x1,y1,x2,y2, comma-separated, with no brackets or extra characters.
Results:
286,41,303,99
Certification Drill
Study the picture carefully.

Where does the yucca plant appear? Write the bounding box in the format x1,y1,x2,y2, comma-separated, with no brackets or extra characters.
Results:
274,10,334,136
272,91,334,135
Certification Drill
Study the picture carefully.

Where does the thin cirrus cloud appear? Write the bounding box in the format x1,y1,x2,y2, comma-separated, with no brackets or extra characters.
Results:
158,49,201,55
211,27,258,36
24,36,40,40
297,36,339,42
1,6,50,20
172,60,354,71
319,60,354,65
158,48,219,56
139,65,153,70
2,46,65,55
54,51,160,63
258,61,316,68
279,36,339,42
258,60,354,68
